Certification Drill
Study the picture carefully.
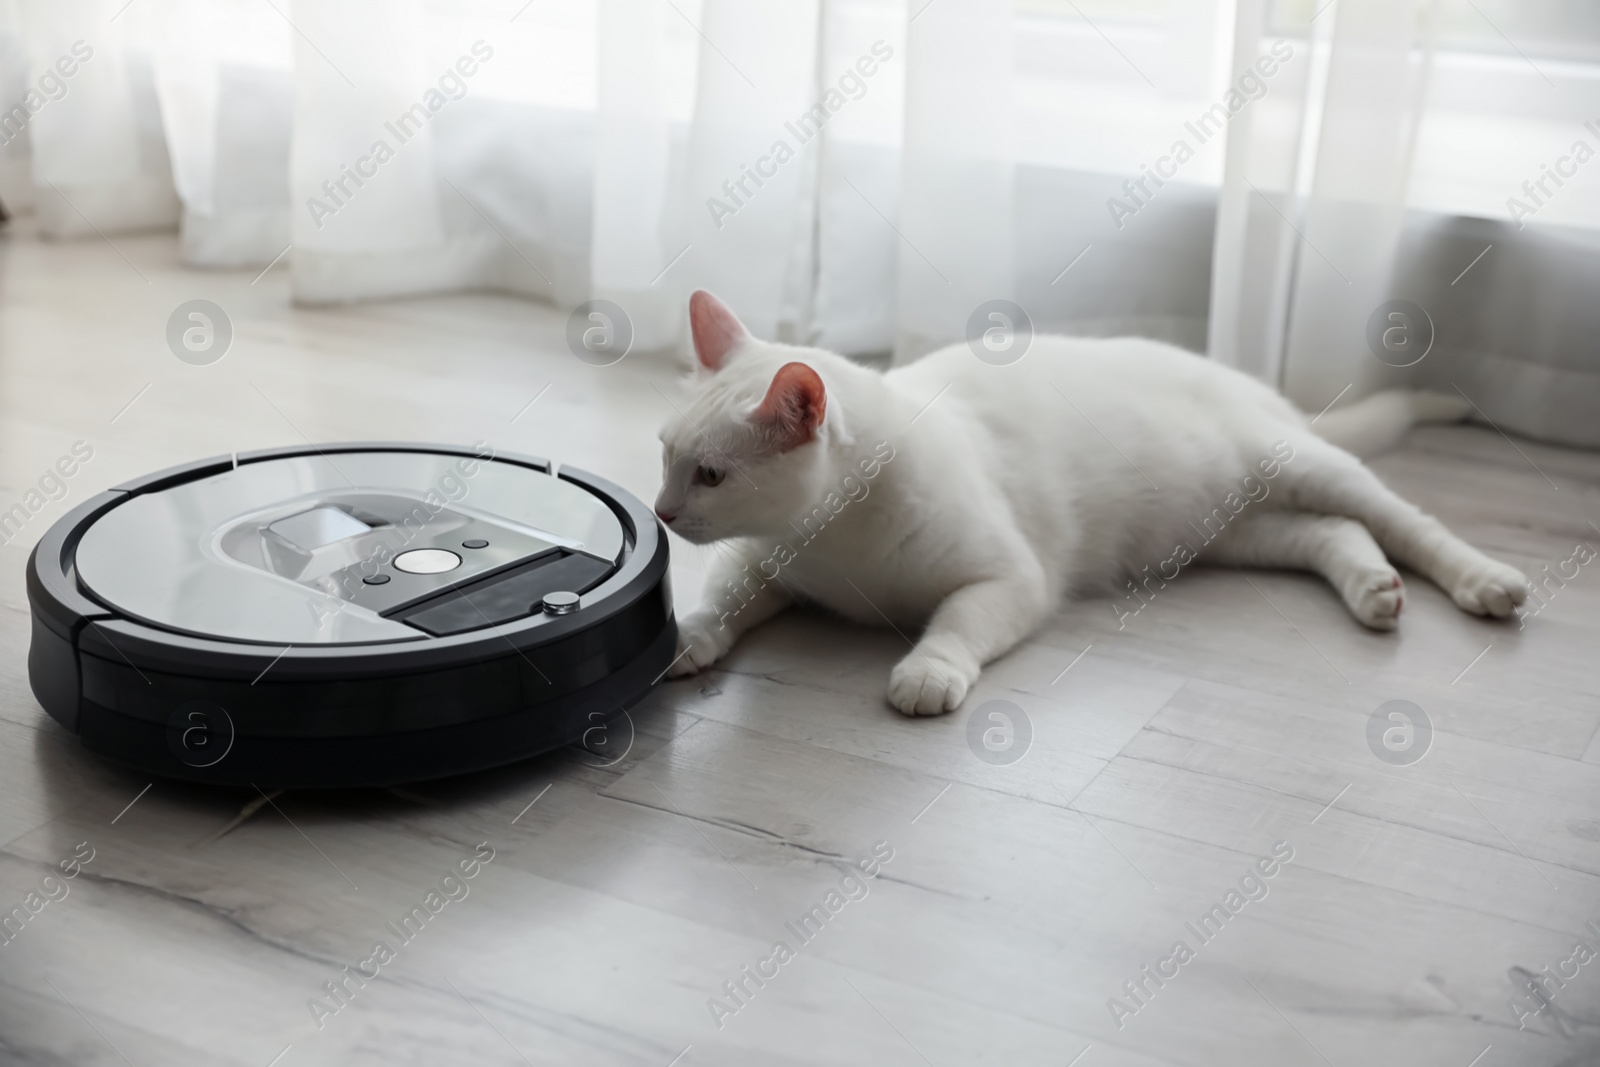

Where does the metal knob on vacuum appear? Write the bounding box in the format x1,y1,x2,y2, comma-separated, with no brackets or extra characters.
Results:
541,591,580,615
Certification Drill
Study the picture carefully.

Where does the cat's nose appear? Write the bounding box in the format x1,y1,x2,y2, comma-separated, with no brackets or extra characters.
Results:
654,507,675,525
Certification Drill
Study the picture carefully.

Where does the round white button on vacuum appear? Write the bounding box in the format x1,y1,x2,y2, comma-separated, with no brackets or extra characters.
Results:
393,548,462,574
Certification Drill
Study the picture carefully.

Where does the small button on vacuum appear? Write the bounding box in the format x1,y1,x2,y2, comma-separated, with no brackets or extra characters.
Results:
541,590,580,615
462,538,489,549
362,574,390,586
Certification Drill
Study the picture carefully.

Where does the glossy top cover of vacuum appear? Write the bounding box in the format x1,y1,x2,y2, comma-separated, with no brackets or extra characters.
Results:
75,448,624,645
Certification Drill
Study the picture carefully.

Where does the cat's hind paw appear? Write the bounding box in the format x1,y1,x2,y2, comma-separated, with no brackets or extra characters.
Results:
1451,560,1529,618
888,650,975,716
667,614,731,677
1344,567,1404,631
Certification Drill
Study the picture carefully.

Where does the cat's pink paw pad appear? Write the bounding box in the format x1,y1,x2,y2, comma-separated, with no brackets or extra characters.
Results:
1347,568,1404,631
1451,561,1529,618
888,653,972,716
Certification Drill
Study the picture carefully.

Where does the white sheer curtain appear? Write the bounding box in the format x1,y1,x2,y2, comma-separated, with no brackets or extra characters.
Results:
0,0,1236,354
1211,0,1600,446
1209,0,1437,401
154,0,292,265
0,0,178,236
893,0,1013,362
1,0,1598,436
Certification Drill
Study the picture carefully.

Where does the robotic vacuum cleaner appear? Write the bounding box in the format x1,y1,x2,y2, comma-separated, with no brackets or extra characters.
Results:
26,443,674,788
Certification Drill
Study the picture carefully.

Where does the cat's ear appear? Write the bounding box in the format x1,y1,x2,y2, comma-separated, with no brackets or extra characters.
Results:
689,290,748,372
753,362,826,450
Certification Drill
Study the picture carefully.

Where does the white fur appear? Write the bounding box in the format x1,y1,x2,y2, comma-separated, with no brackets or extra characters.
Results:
656,309,1528,715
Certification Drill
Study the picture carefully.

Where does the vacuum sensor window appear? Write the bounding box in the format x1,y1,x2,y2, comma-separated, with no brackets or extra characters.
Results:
267,507,372,551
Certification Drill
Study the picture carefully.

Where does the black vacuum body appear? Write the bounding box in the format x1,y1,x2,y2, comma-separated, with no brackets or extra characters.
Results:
26,444,674,788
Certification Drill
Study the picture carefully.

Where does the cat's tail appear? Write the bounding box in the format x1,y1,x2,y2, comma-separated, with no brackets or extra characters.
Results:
1308,389,1473,457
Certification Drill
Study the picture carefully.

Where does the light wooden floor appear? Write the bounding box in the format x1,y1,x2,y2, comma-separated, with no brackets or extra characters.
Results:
2,223,1599,1067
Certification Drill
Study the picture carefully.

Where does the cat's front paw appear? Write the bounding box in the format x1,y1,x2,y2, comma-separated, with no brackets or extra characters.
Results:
668,613,732,677
1451,560,1529,618
888,650,977,717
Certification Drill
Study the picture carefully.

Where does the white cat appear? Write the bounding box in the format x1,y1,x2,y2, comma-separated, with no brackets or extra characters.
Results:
655,291,1529,715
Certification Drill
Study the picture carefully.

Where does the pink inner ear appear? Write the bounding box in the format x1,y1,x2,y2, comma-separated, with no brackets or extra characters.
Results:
754,362,827,450
689,290,748,372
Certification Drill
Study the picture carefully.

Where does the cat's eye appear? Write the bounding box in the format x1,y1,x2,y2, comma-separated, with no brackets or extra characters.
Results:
695,465,725,487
